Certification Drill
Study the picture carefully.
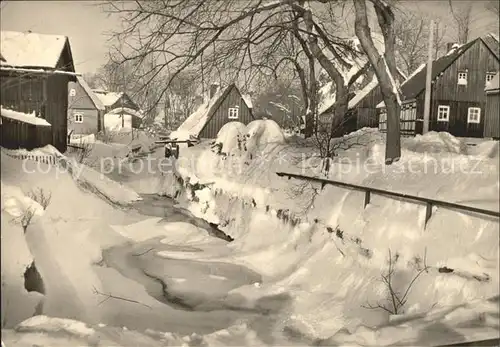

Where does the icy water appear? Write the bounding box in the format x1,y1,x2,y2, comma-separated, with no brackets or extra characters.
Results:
97,194,295,342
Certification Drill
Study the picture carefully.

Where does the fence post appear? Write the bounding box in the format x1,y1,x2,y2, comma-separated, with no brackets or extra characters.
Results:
424,202,433,229
364,190,371,208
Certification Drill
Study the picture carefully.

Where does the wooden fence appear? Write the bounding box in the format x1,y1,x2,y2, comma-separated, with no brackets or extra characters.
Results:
276,171,500,229
2,148,59,166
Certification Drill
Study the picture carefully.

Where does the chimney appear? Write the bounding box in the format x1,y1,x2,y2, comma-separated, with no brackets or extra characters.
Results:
446,42,457,52
209,83,219,99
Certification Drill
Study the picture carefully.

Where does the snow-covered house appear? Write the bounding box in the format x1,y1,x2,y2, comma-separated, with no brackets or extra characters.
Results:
317,32,406,137
92,90,143,132
67,76,106,135
378,34,499,138
0,30,77,152
484,72,499,139
171,83,254,140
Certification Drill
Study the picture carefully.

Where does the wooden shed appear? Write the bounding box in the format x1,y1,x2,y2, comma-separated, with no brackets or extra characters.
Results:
484,72,500,139
0,30,77,152
92,90,143,130
173,83,254,139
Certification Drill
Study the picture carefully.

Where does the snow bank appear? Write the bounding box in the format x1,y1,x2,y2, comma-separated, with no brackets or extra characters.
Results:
163,128,499,341
69,133,95,144
0,106,51,126
404,131,468,155
213,121,247,154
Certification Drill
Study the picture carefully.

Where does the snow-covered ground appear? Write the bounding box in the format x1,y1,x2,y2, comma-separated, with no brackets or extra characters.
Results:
1,123,499,346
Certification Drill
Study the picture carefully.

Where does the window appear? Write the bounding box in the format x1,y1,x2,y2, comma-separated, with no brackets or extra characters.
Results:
74,113,83,123
467,107,481,124
228,107,239,119
69,88,76,97
437,105,450,122
457,71,467,85
486,73,496,83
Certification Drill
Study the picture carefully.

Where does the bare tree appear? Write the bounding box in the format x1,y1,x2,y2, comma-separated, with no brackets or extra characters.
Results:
353,0,402,164
104,0,402,167
393,11,447,76
487,0,499,19
448,1,473,44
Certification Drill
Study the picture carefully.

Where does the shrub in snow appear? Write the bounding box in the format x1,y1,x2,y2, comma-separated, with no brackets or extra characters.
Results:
363,249,430,316
212,121,247,155
27,188,52,211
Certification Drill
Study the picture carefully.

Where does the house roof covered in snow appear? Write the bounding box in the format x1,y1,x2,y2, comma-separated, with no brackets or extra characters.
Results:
77,76,105,111
242,94,253,109
173,84,249,138
0,106,51,127
0,30,74,71
400,35,499,101
106,107,144,119
92,90,125,107
485,72,499,93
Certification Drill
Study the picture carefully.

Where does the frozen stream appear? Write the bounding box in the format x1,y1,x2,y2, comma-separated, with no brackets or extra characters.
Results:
94,194,296,343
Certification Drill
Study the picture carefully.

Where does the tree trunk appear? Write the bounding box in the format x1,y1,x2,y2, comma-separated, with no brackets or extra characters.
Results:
354,0,401,164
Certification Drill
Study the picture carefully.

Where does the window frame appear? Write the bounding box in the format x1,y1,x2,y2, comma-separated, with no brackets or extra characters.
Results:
437,105,450,122
467,107,481,124
74,113,83,123
457,71,468,85
486,73,496,84
228,107,239,120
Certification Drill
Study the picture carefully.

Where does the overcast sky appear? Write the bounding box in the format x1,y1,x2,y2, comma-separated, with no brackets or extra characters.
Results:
0,1,497,74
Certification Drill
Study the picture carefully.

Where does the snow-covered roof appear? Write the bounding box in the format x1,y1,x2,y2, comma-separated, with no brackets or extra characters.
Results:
77,76,105,111
92,90,124,107
347,75,379,109
242,94,253,109
106,107,144,119
175,85,232,137
485,72,499,92
0,106,51,126
0,30,69,69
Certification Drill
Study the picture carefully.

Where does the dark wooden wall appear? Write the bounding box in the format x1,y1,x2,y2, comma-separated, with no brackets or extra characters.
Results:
414,39,499,138
355,85,383,128
484,92,500,138
0,117,52,150
200,86,254,139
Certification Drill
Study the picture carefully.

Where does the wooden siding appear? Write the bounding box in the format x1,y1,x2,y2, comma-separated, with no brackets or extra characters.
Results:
413,39,499,138
355,85,383,128
378,102,417,136
432,40,499,103
68,108,99,134
46,74,70,152
0,117,52,150
199,86,253,139
68,80,95,109
484,92,500,138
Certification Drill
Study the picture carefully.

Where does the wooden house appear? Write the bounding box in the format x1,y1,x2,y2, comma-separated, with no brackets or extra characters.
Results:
92,89,143,131
484,72,499,139
67,76,105,135
0,30,77,152
378,34,499,138
318,68,406,137
172,83,254,139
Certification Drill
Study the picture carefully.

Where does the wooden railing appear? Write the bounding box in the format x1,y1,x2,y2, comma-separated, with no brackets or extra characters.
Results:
276,171,500,229
2,148,59,166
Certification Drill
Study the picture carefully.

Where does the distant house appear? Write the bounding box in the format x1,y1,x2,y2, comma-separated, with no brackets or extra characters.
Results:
484,72,499,139
92,90,143,132
318,68,406,136
378,34,499,138
67,76,105,135
172,83,254,139
0,30,77,152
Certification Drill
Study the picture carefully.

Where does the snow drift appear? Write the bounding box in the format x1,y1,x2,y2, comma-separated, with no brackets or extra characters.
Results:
159,126,499,341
